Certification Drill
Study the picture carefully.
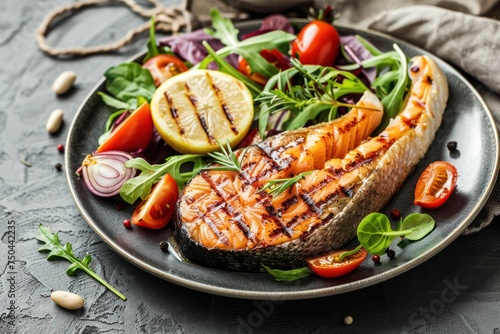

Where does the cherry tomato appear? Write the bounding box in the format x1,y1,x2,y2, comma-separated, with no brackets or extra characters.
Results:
97,102,153,153
237,49,290,86
142,54,188,87
306,247,368,278
414,161,458,209
237,57,268,86
291,21,340,66
131,173,179,229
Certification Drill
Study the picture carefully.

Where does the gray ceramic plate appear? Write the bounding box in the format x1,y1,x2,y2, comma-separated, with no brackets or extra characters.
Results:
66,20,499,300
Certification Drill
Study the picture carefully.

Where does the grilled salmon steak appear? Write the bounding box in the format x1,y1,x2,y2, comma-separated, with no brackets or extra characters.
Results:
174,55,448,271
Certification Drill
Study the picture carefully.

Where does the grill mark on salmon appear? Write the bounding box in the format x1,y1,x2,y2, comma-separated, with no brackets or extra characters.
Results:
240,145,282,183
204,216,229,246
174,57,447,271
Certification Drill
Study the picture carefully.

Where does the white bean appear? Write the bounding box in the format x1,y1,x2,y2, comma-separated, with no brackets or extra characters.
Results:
50,291,84,310
46,109,64,134
344,315,353,325
52,71,76,95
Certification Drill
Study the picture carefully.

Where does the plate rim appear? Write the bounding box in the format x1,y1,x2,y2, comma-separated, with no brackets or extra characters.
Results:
65,20,500,300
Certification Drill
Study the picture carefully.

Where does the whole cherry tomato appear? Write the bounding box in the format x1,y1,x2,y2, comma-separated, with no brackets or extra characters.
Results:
291,21,340,66
131,173,179,229
414,161,458,209
306,247,367,278
142,54,188,87
97,102,153,153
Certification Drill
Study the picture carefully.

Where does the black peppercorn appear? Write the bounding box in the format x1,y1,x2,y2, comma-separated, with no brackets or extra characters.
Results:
447,141,457,151
54,163,62,171
386,249,396,258
159,241,169,253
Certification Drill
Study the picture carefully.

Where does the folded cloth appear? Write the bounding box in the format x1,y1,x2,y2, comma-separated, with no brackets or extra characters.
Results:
356,5,500,234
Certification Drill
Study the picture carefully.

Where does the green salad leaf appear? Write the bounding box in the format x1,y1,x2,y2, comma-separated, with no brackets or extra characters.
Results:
202,41,262,98
120,155,206,204
36,224,126,300
256,59,375,138
357,213,435,255
103,62,156,108
200,8,295,79
262,264,312,282
338,39,411,134
144,16,160,61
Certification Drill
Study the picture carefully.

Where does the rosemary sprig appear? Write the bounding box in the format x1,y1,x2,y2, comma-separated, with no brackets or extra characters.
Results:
203,140,243,173
256,59,374,137
260,171,313,197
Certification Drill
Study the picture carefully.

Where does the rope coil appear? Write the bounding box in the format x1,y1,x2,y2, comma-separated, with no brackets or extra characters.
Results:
36,0,192,57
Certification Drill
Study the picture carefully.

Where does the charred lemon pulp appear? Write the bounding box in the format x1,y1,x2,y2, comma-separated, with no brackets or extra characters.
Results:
150,69,254,154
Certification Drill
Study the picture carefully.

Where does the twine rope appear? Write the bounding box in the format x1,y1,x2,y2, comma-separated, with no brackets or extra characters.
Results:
36,0,192,57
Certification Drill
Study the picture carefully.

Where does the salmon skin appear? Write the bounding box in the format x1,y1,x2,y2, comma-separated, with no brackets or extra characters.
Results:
173,56,448,271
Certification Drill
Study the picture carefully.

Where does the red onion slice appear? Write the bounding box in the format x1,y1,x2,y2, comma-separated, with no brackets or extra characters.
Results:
80,150,137,197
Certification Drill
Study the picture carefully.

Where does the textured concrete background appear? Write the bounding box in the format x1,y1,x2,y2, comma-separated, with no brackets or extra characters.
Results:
1,0,499,333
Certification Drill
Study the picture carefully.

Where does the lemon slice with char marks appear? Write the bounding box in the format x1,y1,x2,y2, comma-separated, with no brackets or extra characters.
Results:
150,69,254,154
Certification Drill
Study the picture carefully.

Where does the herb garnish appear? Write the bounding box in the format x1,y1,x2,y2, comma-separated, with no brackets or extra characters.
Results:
260,171,313,197
256,58,376,138
356,213,435,255
36,224,126,300
203,140,243,173
262,264,312,282
339,38,411,133
120,154,206,204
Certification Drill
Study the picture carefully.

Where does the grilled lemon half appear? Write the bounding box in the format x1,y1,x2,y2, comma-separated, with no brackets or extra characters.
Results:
150,69,254,154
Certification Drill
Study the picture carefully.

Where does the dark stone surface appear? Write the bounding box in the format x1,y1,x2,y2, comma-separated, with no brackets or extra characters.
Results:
1,1,499,333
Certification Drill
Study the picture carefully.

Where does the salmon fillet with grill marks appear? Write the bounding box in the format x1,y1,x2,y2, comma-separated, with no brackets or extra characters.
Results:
173,55,448,271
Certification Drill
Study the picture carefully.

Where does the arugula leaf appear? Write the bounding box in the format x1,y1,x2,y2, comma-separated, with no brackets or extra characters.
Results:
262,264,312,282
144,16,160,62
103,63,156,107
201,8,295,79
36,224,126,300
202,41,262,98
356,35,383,56
120,154,206,204
204,8,239,46
256,60,374,137
376,44,409,133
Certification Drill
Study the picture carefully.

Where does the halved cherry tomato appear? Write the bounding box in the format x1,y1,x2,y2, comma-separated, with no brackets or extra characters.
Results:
142,54,188,87
237,49,290,86
414,161,458,209
306,247,368,278
291,21,340,66
131,173,179,229
97,102,153,153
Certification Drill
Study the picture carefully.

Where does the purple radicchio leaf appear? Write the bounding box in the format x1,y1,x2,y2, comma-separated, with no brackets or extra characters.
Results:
159,29,238,69
242,14,294,39
340,35,377,84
